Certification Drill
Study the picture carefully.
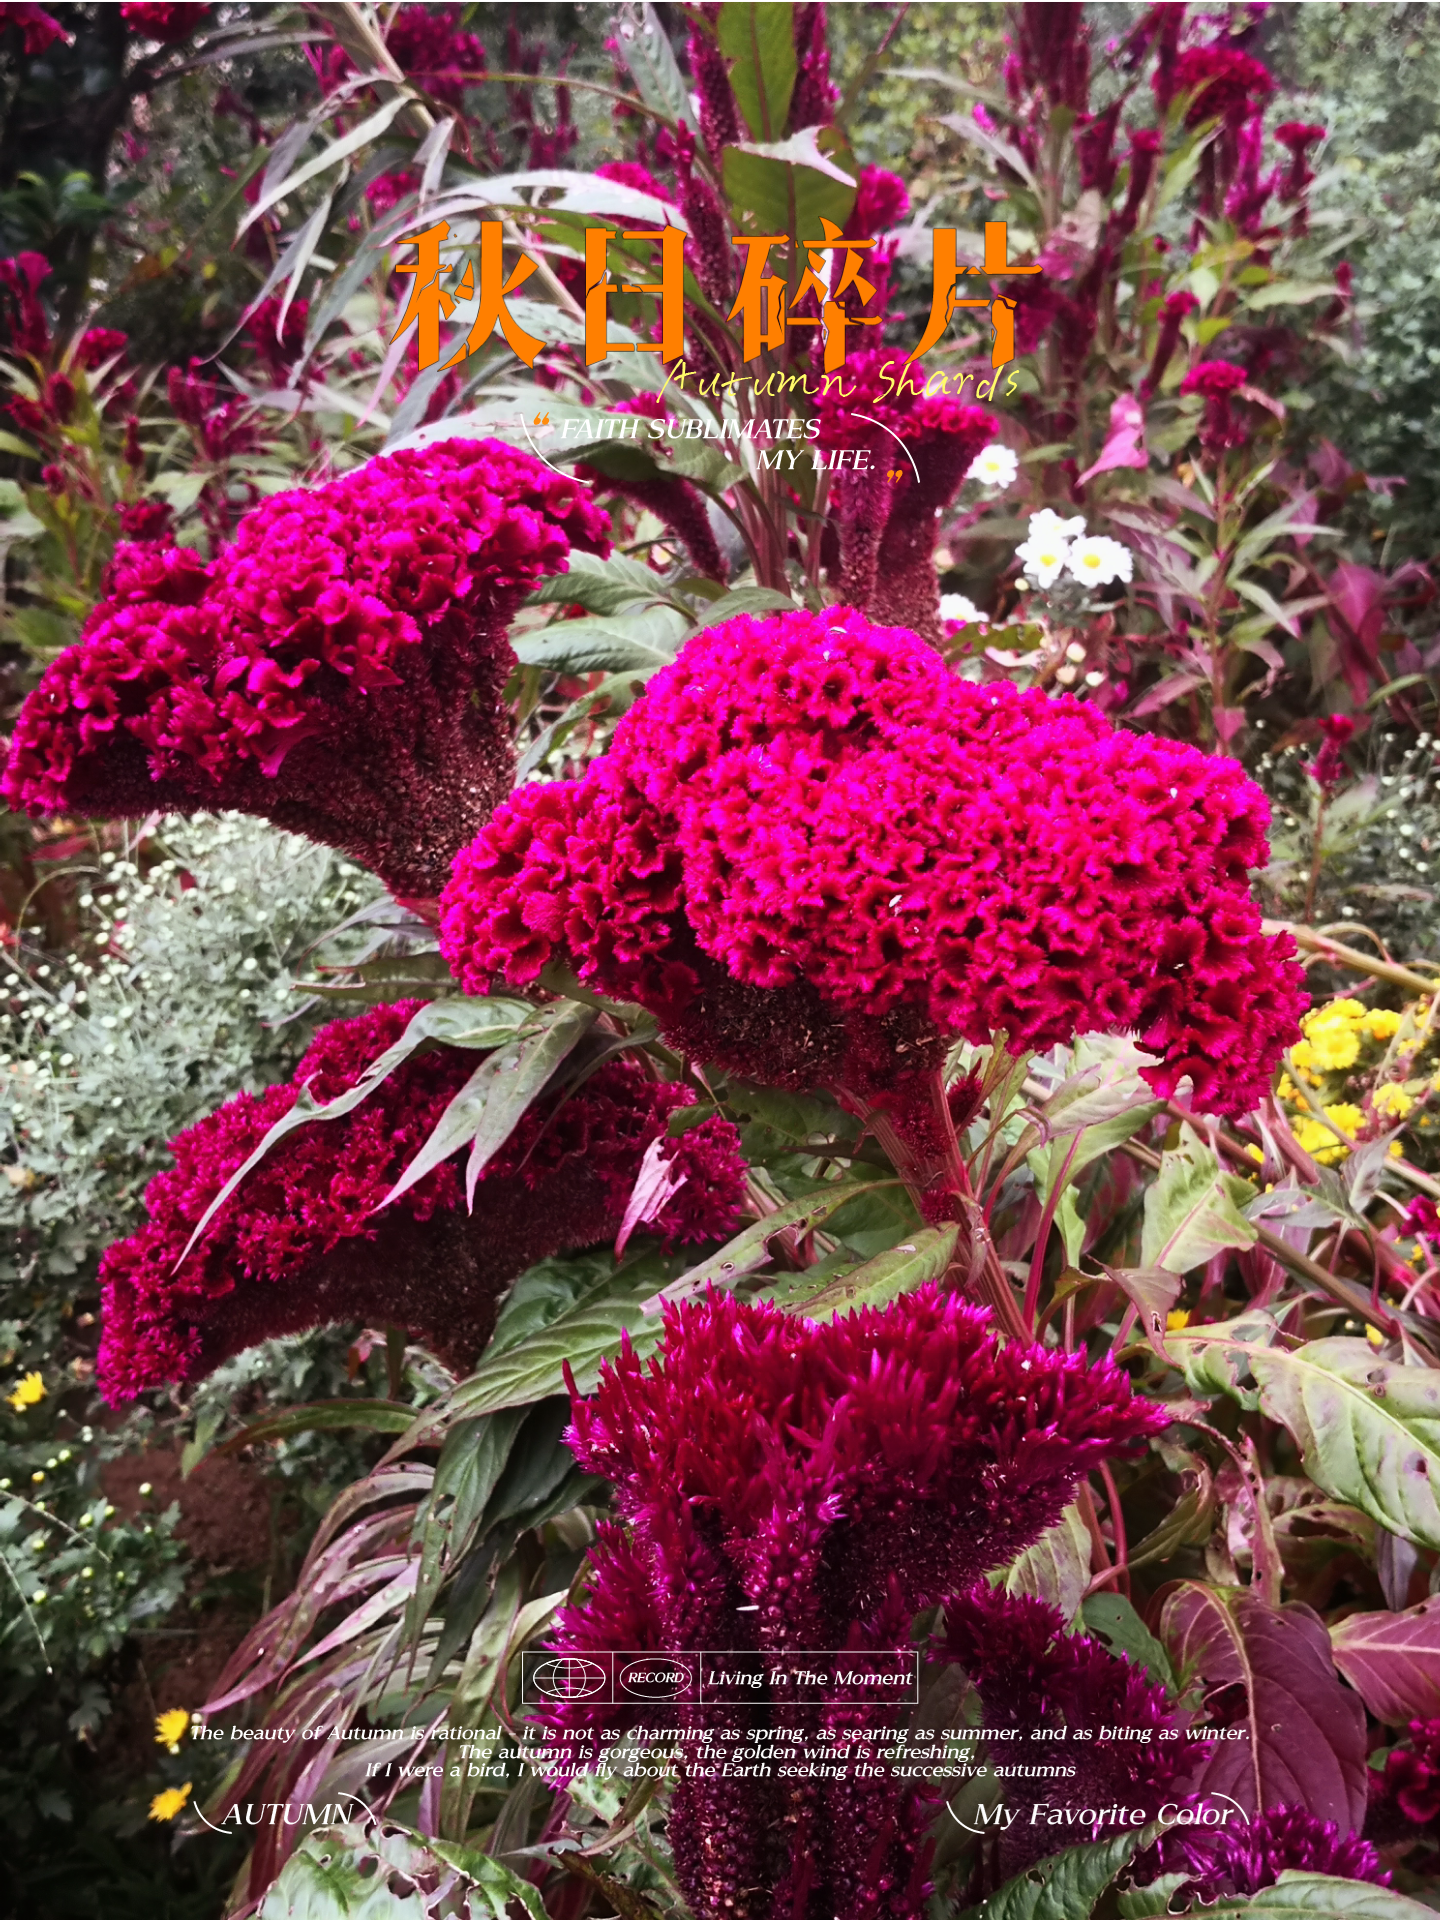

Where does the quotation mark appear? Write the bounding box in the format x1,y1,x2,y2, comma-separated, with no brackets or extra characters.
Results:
887,467,904,480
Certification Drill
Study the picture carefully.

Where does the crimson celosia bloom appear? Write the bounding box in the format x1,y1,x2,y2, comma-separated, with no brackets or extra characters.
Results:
1367,1717,1440,1841
0,2,68,53
97,1000,746,1402
537,1286,1165,1920
815,355,997,640
1167,1804,1388,1899
1181,357,1251,452
120,2,209,40
441,610,1304,1182
942,1587,1195,1880
2,440,609,896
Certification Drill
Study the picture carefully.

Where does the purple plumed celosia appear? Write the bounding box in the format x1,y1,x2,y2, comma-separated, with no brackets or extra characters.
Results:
2,440,610,897
816,354,997,642
440,609,1305,1222
687,6,742,161
96,999,746,1402
941,1587,1196,1882
1167,1803,1389,1899
789,0,838,130
536,1286,1166,1920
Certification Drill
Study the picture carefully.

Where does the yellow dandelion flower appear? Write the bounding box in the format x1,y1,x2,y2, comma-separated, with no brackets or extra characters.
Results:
1365,1009,1403,1040
6,1372,45,1410
1166,1309,1192,1331
1372,1083,1415,1120
148,1783,191,1822
154,1708,189,1749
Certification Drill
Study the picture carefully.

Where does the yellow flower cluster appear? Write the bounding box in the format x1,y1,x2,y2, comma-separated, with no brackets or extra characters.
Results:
1281,995,1435,1165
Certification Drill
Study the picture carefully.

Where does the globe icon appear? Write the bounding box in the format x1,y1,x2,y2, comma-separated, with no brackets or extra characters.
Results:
531,1656,608,1701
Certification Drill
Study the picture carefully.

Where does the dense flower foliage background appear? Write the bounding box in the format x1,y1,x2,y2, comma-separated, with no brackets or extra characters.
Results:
1,4,1438,1919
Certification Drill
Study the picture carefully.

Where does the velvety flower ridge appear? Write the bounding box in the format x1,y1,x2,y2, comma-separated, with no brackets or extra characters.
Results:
2,440,610,896
97,999,746,1402
942,1586,1196,1880
440,609,1305,1121
535,1286,1167,1920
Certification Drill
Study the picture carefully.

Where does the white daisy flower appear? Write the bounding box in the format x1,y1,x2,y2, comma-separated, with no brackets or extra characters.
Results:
966,444,1019,489
1028,508,1087,541
1066,535,1134,587
1015,533,1071,589
939,593,987,626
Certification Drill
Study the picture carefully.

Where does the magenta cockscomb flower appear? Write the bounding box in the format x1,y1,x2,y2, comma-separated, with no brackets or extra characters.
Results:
535,1286,1164,1920
1367,1717,1440,1842
815,355,997,641
2,440,609,897
96,1000,746,1401
441,610,1304,1181
942,1586,1195,1880
1181,358,1251,452
121,3,209,39
1168,1803,1389,1900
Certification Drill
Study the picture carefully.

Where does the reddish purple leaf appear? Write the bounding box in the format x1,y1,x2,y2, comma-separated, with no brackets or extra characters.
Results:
1078,394,1148,486
1330,1596,1440,1726
1161,1581,1368,1829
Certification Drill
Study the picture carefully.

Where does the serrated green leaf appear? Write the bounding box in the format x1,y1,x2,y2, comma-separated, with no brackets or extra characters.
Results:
1140,1126,1257,1274
529,548,671,615
512,608,688,672
959,1829,1145,1920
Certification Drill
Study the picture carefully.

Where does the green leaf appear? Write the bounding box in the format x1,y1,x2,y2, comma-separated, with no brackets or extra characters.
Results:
0,430,40,460
240,94,411,236
722,144,855,238
174,998,535,1267
258,1820,429,1919
960,1829,1145,1920
717,2,796,141
404,1409,525,1646
379,1001,596,1211
690,586,798,627
998,1502,1091,1623
1243,280,1342,310
1122,1873,1438,1918
511,608,688,672
645,1179,904,1308
416,1287,667,1434
1140,1126,1257,1274
1081,1593,1176,1692
784,1225,958,1321
1242,1339,1440,1550
529,548,671,616
613,2,696,131
213,1400,417,1457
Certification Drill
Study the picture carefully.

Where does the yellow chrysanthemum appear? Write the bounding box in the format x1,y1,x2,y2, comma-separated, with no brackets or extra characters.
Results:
1294,1102,1365,1164
1372,1083,1415,1120
6,1371,45,1410
1365,1009,1403,1040
155,1708,189,1749
1244,1143,1264,1163
148,1784,191,1822
1290,1040,1317,1072
1366,1325,1385,1348
1166,1309,1191,1331
1306,1025,1361,1072
1306,998,1367,1025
